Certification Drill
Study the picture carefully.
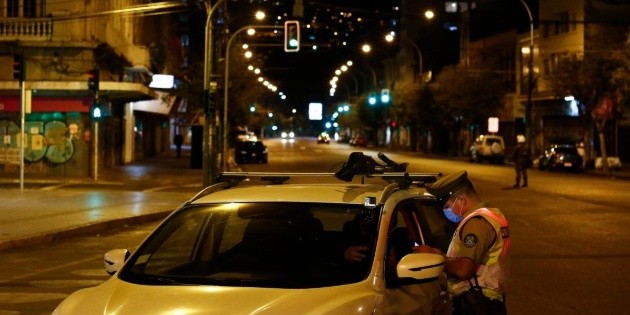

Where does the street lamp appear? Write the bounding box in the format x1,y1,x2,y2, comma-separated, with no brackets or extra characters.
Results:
384,32,423,82
222,24,282,171
360,44,381,89
519,0,534,149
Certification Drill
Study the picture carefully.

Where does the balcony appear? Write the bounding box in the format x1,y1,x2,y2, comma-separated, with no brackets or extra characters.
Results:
0,18,53,41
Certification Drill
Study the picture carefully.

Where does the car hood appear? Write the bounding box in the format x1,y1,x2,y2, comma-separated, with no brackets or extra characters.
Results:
54,277,379,315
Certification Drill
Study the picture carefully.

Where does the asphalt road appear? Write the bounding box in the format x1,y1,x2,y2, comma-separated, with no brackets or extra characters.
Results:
1,138,628,315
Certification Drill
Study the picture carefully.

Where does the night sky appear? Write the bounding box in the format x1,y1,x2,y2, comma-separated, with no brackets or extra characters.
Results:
225,0,529,116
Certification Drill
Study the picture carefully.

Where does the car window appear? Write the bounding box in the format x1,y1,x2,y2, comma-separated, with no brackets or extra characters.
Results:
486,138,501,145
384,199,454,286
120,203,379,288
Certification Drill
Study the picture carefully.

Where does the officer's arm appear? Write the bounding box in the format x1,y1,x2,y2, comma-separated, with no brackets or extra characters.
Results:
444,256,476,280
444,218,494,281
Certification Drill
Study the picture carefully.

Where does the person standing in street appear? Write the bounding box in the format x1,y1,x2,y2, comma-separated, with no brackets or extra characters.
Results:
417,171,510,315
512,134,529,188
174,133,184,158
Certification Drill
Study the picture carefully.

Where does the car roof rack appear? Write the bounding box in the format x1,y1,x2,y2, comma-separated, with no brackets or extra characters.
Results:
217,152,442,188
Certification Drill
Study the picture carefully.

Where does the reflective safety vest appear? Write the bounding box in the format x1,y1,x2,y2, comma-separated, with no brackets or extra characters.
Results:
446,207,510,301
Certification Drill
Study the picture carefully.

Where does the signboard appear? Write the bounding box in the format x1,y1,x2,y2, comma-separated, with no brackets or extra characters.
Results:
309,102,322,120
488,117,499,133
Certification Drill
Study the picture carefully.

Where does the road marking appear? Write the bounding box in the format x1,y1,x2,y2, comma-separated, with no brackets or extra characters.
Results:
0,257,99,284
0,292,67,303
30,280,104,289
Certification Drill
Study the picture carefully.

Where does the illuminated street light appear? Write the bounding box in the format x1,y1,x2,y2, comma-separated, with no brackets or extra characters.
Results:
223,24,282,170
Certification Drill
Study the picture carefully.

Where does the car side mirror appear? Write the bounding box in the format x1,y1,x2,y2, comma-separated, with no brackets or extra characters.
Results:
104,249,130,275
396,253,445,280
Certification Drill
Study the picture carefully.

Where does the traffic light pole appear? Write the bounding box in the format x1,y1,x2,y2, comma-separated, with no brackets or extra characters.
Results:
92,92,99,181
202,0,224,186
19,79,25,190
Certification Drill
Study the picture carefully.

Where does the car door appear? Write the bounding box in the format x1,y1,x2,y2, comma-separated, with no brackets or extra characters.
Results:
380,199,452,315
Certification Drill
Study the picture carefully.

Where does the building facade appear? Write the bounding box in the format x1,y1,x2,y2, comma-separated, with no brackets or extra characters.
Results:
0,0,179,178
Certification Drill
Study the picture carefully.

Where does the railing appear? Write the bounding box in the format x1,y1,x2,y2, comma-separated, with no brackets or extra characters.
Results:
0,18,53,41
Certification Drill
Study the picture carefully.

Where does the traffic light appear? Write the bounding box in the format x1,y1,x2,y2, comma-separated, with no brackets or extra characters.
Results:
13,54,25,81
380,89,391,103
87,68,100,91
368,92,377,105
91,99,102,119
284,20,300,52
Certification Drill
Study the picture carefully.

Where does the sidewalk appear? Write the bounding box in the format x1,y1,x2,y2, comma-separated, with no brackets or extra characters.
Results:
0,148,203,252
1,145,628,252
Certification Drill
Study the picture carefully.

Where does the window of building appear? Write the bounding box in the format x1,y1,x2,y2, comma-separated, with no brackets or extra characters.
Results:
7,0,20,17
5,0,41,18
554,11,570,35
24,0,36,17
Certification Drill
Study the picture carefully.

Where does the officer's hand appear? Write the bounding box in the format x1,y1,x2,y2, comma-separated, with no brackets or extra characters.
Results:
344,245,368,263
412,245,443,255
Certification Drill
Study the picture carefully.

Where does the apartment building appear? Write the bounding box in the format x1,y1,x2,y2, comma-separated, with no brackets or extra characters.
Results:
466,0,629,160
0,0,181,177
534,0,629,160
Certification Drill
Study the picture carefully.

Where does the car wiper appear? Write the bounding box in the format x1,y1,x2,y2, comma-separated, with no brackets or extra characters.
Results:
143,275,184,285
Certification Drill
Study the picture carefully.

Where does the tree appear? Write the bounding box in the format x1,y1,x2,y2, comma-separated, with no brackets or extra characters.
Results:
391,79,441,152
431,65,508,155
547,46,629,172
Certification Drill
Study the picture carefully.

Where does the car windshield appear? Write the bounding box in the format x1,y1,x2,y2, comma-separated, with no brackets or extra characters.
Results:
119,203,379,288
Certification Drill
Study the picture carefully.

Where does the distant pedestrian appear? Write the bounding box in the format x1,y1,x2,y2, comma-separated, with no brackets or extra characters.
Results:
174,133,184,158
512,134,530,188
577,141,586,169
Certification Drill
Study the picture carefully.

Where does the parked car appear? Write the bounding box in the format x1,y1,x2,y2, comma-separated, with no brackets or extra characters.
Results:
538,144,584,172
54,153,453,315
234,140,268,164
317,132,331,144
469,134,505,164
349,135,367,147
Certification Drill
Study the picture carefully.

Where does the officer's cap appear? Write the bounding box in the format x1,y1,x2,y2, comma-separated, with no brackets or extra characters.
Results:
426,170,471,202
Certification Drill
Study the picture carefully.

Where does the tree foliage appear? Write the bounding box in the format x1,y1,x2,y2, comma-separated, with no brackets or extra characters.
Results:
546,44,630,171
432,65,508,129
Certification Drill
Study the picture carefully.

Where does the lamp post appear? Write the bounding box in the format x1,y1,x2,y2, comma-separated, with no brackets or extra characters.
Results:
519,0,534,149
385,33,423,82
202,0,224,186
222,25,282,171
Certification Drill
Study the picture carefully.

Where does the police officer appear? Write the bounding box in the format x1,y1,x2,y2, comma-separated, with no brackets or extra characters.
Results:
420,171,510,315
513,134,530,188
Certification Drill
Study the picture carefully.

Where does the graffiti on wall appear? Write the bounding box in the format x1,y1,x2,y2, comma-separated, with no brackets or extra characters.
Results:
0,119,76,165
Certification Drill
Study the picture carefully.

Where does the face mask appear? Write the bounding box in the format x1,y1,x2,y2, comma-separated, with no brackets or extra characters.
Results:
443,207,463,223
443,196,463,223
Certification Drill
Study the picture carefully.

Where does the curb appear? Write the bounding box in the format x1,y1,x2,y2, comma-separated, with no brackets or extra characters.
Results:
0,211,171,252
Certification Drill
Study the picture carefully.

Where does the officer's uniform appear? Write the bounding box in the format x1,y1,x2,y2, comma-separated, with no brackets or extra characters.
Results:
426,171,510,314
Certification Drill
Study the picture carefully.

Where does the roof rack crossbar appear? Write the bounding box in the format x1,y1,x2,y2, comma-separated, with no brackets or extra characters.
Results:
218,171,441,187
